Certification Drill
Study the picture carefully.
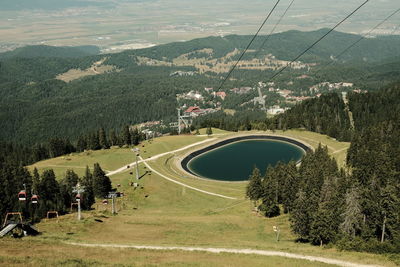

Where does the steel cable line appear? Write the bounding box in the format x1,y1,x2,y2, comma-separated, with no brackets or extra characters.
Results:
254,0,296,60
217,0,281,91
266,0,370,82
320,7,400,70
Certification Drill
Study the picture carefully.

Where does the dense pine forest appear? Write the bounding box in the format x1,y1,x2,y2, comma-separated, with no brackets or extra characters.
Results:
245,82,400,253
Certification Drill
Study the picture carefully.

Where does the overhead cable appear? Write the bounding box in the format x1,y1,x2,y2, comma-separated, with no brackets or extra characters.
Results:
254,0,296,59
266,0,370,82
322,7,400,68
217,0,281,90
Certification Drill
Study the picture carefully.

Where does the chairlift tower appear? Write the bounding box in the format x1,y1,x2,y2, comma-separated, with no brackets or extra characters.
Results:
108,192,117,215
72,183,85,221
177,108,182,134
177,108,192,134
132,148,140,180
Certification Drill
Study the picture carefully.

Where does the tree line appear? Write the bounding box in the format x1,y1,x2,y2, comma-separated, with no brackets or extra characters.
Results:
246,140,400,253
0,161,112,224
245,82,400,254
1,125,145,167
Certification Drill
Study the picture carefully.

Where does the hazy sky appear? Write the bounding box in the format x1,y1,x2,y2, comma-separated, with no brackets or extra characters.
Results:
0,0,398,51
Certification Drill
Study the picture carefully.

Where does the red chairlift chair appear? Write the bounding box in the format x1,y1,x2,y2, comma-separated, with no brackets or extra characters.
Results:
31,194,39,204
76,194,81,202
18,191,27,201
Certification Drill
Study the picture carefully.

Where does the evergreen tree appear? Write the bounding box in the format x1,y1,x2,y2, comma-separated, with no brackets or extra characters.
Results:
31,144,48,162
290,189,311,240
63,170,79,190
309,176,341,246
99,127,109,149
246,166,263,207
32,168,40,195
76,135,87,152
88,132,100,150
38,169,63,216
64,138,76,154
92,163,112,198
379,185,399,243
109,129,119,147
131,127,140,145
39,169,60,202
206,126,213,136
81,166,95,210
340,187,363,237
281,161,300,213
310,202,337,246
259,166,280,218
122,125,131,146
48,138,65,158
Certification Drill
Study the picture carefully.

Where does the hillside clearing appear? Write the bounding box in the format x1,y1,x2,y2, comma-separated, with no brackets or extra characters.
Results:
56,57,120,82
15,130,395,266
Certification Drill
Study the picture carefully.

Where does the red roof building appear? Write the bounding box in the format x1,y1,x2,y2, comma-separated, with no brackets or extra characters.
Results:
215,91,226,100
185,106,201,113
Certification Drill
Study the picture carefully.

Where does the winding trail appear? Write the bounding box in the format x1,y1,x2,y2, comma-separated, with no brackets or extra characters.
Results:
66,242,381,267
141,156,237,200
106,137,237,199
332,147,348,154
106,138,216,176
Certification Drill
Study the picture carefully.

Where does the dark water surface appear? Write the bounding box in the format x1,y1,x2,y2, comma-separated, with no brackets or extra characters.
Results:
188,140,304,181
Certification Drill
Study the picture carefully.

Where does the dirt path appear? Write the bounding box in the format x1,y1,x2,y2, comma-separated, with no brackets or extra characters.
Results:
106,137,237,199
66,242,381,267
106,138,216,176
141,156,237,200
332,147,348,154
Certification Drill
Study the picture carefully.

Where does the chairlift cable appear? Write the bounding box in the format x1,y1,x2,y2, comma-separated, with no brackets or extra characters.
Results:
321,7,400,69
254,0,296,60
266,0,370,82
217,0,282,91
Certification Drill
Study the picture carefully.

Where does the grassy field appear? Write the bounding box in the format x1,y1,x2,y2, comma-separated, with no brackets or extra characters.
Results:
5,129,395,266
29,134,211,180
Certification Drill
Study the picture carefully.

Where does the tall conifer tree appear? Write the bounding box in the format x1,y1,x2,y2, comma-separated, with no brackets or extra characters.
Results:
92,163,112,198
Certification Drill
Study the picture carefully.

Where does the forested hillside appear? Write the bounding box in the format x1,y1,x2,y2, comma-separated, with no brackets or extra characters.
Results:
245,82,400,253
1,29,400,144
121,29,400,63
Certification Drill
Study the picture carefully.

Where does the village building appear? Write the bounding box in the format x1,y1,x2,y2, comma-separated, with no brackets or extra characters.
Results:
277,89,293,97
230,87,253,95
212,91,226,100
204,87,214,93
177,90,204,101
267,105,287,115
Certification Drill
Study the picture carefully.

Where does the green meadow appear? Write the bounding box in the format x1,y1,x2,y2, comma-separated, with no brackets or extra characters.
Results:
2,129,393,266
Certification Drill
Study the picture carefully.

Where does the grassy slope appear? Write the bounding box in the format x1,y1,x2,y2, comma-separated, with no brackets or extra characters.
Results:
8,129,395,266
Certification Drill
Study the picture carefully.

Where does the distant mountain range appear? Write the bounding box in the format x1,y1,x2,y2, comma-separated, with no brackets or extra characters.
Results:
125,29,400,63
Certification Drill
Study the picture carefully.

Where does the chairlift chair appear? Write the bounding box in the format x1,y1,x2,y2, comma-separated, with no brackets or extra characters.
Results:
18,191,27,201
75,193,81,202
31,194,39,204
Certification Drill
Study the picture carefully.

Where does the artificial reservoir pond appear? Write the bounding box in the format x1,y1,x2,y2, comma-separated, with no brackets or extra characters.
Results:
186,138,306,182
